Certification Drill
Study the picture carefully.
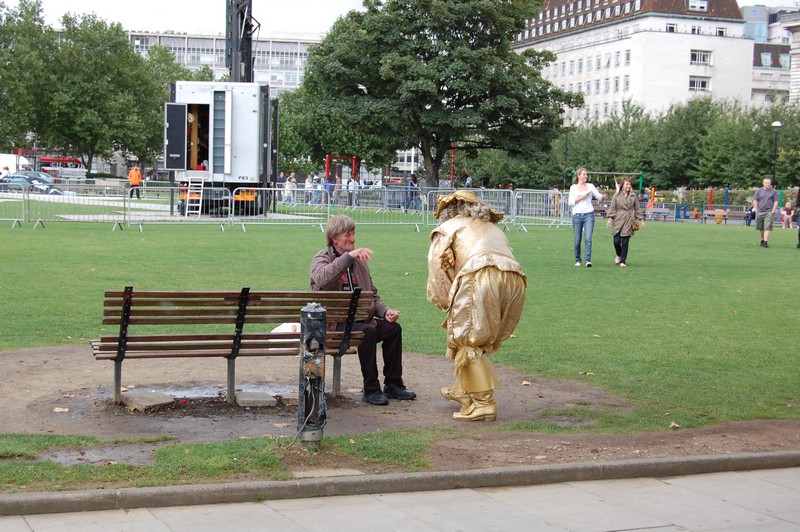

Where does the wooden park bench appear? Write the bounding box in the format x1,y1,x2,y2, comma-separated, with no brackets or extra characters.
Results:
645,207,672,221
91,286,373,403
702,209,748,225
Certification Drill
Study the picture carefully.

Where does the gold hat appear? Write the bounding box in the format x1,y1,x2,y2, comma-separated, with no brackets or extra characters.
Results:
434,189,504,223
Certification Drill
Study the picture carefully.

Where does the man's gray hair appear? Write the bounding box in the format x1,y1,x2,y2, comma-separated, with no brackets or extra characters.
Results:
325,214,356,246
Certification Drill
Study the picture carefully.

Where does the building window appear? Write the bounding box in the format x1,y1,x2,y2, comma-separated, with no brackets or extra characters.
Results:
614,51,621,66
666,23,677,33
604,78,610,92
603,102,609,116
634,0,642,11
624,2,631,14
605,53,611,68
613,76,620,91
691,26,701,35
561,61,566,75
595,79,601,92
625,49,631,65
688,0,708,12
689,76,710,92
781,54,790,68
614,5,621,16
690,50,711,65
623,75,630,91
760,53,772,67
578,58,584,72
569,60,575,74
716,27,727,37
595,55,601,69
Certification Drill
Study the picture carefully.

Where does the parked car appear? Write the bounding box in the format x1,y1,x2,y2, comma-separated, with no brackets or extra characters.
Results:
1,173,63,195
13,171,56,184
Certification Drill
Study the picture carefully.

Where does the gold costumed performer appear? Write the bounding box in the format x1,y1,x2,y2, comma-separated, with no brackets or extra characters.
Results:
427,190,527,421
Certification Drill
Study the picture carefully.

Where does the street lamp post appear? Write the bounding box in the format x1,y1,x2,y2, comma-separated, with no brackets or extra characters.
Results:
563,117,571,190
771,120,782,187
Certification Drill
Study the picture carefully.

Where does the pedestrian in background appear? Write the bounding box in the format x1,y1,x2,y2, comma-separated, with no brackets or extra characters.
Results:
127,165,142,199
753,177,779,248
606,177,643,268
568,167,603,267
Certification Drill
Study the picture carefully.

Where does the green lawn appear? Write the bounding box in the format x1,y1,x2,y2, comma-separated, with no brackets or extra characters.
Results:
1,221,798,434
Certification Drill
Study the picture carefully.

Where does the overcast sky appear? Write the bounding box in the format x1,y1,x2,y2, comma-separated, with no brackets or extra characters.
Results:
6,0,800,35
11,0,365,35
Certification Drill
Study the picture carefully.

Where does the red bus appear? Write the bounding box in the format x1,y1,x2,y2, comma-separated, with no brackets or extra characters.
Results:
40,156,84,178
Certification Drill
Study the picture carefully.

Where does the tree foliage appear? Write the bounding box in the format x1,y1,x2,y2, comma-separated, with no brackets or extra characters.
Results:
0,0,56,151
0,0,201,170
299,0,581,184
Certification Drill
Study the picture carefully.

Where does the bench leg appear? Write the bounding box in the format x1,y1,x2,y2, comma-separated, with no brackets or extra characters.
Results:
332,356,342,397
113,360,123,404
227,358,236,404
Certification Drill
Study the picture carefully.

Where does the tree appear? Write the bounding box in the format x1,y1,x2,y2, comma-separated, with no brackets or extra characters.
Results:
302,0,581,185
0,0,55,151
128,45,194,167
279,82,396,173
41,13,149,170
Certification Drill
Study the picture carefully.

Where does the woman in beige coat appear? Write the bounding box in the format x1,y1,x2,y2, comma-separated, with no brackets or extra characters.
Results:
606,177,644,268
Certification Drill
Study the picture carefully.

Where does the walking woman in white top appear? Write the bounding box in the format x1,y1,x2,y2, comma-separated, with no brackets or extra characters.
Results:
568,168,603,267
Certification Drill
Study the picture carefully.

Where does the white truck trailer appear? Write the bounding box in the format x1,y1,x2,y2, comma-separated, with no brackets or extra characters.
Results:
164,80,275,215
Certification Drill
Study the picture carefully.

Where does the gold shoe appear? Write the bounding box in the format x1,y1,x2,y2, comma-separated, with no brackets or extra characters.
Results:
452,391,497,421
441,386,472,413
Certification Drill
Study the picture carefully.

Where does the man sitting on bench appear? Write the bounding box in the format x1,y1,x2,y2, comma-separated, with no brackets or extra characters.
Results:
310,215,416,406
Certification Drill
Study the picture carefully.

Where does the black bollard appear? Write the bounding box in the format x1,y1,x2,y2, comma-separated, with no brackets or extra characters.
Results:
297,302,327,451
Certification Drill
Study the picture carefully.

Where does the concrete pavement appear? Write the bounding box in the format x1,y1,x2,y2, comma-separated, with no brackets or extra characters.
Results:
1,465,799,531
1,452,800,530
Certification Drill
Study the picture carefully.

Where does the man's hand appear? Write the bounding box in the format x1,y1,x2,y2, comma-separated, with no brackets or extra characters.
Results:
349,248,373,263
384,309,399,323
606,218,613,228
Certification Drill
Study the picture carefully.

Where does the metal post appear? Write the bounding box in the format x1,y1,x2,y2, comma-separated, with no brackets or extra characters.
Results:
771,120,782,187
297,302,327,451
562,118,570,190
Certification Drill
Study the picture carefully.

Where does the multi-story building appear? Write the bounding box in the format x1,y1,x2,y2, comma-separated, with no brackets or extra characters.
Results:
127,29,423,176
128,30,320,97
512,0,793,124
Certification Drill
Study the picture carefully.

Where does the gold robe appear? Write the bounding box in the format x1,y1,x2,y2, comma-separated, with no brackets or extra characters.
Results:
427,216,527,391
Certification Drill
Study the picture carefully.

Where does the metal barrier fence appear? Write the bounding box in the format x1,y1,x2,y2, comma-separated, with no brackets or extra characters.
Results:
2,182,741,230
509,190,572,229
0,183,25,226
0,183,129,227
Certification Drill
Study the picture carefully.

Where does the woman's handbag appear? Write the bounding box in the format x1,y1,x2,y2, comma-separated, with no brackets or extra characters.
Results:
631,219,640,231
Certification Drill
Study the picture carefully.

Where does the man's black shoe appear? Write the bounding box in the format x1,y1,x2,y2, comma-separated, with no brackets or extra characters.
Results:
763,241,769,248
384,383,417,401
796,242,800,249
363,391,389,406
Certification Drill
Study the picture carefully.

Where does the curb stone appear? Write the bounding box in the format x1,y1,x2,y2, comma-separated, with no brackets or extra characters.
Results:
2,451,800,516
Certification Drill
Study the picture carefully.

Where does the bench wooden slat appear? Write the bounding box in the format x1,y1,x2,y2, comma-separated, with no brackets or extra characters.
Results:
92,287,373,403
